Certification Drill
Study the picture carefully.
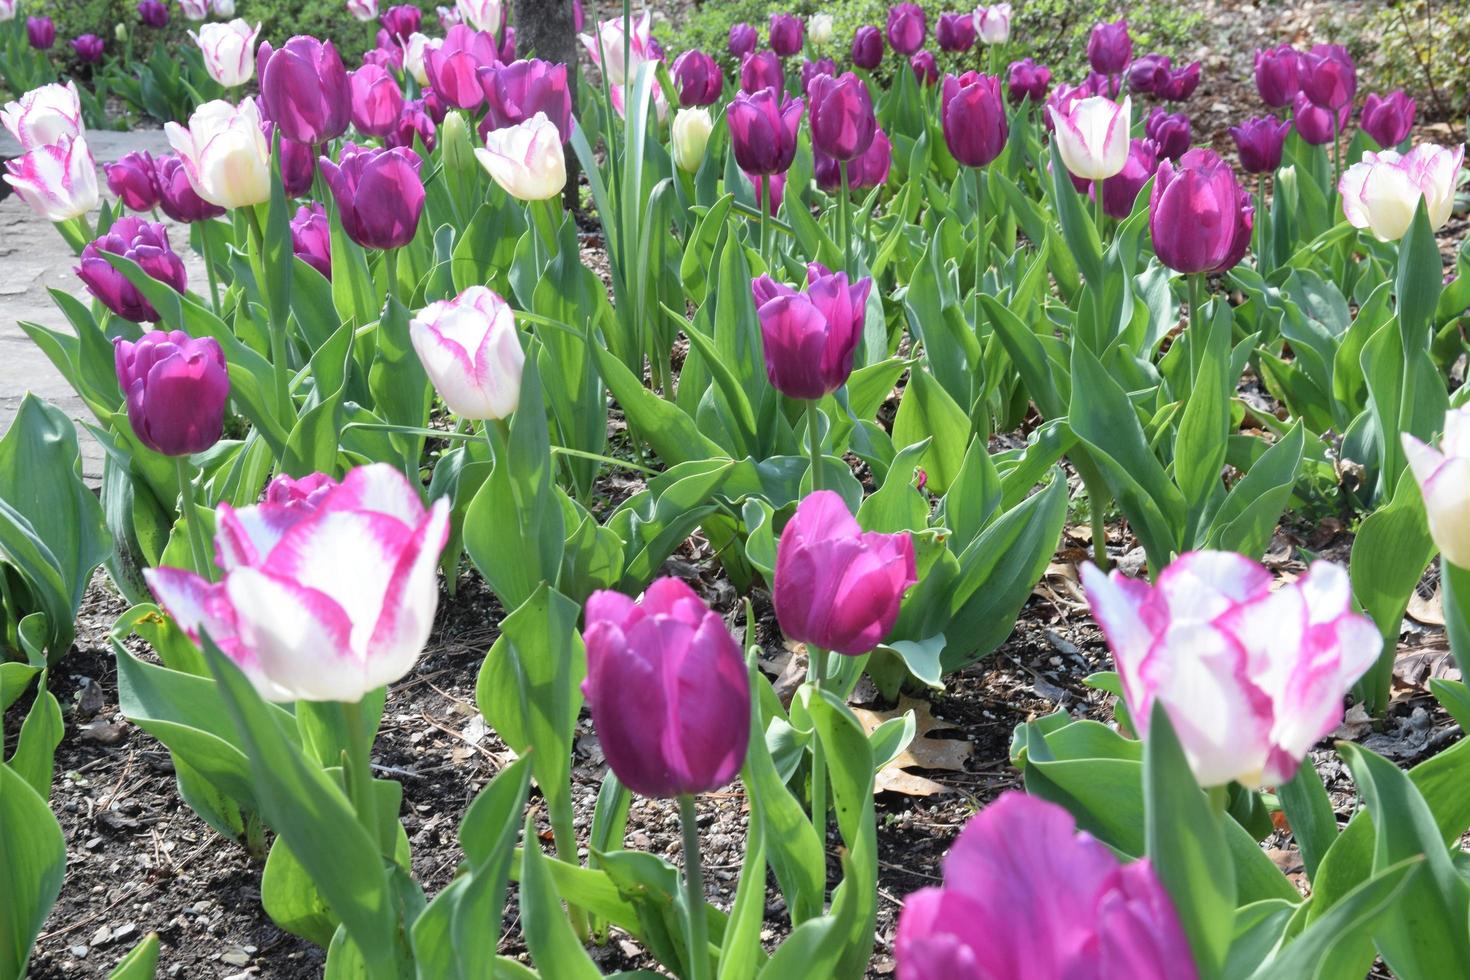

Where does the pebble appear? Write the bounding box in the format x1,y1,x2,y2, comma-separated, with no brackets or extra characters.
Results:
69,945,89,959
221,949,252,966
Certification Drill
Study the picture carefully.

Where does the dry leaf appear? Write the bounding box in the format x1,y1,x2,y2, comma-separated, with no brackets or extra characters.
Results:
1333,702,1373,740
1407,588,1445,626
851,696,973,797
1392,645,1460,692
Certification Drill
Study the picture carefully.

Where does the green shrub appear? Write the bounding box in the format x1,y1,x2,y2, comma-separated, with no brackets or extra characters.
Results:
1350,0,1470,122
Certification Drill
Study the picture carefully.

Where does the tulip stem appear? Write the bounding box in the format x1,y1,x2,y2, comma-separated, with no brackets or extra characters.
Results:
1093,178,1106,242
384,247,399,300
244,207,292,418
200,223,222,314
972,167,985,329
760,174,772,269
1254,175,1268,273
1329,114,1342,218
174,456,214,582
677,795,711,980
1187,273,1204,380
839,161,853,278
805,399,823,492
808,645,829,840
339,698,377,838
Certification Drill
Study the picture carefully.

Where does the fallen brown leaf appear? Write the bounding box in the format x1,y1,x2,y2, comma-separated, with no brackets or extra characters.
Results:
851,696,973,797
1407,587,1445,626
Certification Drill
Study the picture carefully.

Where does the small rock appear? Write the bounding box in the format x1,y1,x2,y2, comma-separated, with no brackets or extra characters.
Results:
68,946,89,959
221,949,251,967
112,923,137,943
90,925,111,946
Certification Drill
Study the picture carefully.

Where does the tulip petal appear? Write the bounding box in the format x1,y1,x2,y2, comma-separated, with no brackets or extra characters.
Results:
224,566,357,701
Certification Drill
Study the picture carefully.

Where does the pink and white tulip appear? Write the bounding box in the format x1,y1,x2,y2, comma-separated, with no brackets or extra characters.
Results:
146,464,451,703
346,0,378,21
2,81,84,151
402,32,439,87
1404,407,1470,568
455,0,501,33
1082,551,1379,788
409,286,524,420
475,112,566,200
0,0,16,22
1049,94,1132,181
164,97,272,209
974,4,1012,45
179,0,209,20
190,19,261,88
1339,143,1464,241
3,135,100,221
578,11,657,88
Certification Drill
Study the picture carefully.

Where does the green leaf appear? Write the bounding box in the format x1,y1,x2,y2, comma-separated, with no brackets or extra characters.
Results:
519,815,602,980
890,369,971,494
0,761,66,980
1394,201,1442,347
1277,762,1337,883
7,680,62,799
107,932,161,979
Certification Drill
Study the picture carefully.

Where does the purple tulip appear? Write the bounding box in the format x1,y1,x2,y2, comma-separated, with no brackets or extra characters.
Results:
1291,92,1348,145
114,331,229,457
387,98,437,151
1093,138,1157,219
77,217,188,324
421,88,448,124
380,3,422,43
106,151,162,212
276,133,317,198
808,71,875,162
774,490,915,655
740,50,785,96
154,154,225,222
1042,82,1086,133
320,143,425,250
1160,61,1201,102
672,49,722,107
910,51,938,87
1299,43,1355,110
259,36,352,145
1361,90,1415,148
942,72,1007,168
1255,45,1300,108
728,22,757,60
747,169,785,213
728,88,803,175
426,24,500,110
895,793,1197,980
851,25,884,70
1127,53,1171,95
936,13,975,52
752,263,870,401
350,63,406,137
137,0,170,28
582,578,750,800
71,34,105,63
363,32,404,72
478,59,573,141
1007,58,1051,104
499,25,516,63
1144,107,1191,160
1086,19,1130,76
801,56,836,97
1150,148,1252,274
815,128,892,192
1228,116,1290,174
573,0,584,33
27,17,55,50
769,13,803,57
886,3,926,56
290,202,332,280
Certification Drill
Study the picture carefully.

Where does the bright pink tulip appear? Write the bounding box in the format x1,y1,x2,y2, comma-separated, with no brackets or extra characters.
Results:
380,4,421,43
1092,138,1157,219
672,49,722,107
1291,92,1348,145
349,63,405,136
155,154,225,222
1006,58,1050,104
114,330,229,456
1127,53,1171,95
259,36,352,144
752,264,870,401
478,59,573,141
909,50,938,87
1149,148,1252,274
1229,116,1290,174
935,12,974,52
1144,106,1191,160
1160,61,1201,102
426,24,499,109
78,217,188,323
106,150,162,212
728,22,757,60
291,202,332,279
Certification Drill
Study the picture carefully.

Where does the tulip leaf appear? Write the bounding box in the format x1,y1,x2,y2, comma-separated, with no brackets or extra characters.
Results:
1394,201,1442,349
6,677,61,800
891,369,970,495
1204,422,1306,561
1277,760,1338,884
718,786,770,980
106,931,161,980
1173,300,1233,543
519,814,602,980
366,297,431,474
0,760,67,980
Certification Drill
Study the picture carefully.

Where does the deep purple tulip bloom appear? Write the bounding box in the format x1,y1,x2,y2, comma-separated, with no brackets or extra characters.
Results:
1086,19,1130,76
1160,61,1201,102
1007,58,1051,104
72,34,105,63
1093,138,1157,219
910,51,938,87
851,25,884,70
27,17,55,50
801,57,836,97
364,31,405,72
1150,148,1252,274
499,26,516,63
319,143,425,250
895,793,1198,980
1144,107,1191,160
774,490,915,655
808,71,875,162
672,49,722,107
1254,45,1299,108
1299,43,1355,110
380,4,421,43
350,63,406,137
752,263,870,401
769,13,803,57
942,72,1007,168
573,0,584,33
77,217,188,324
1361,90,1415,148
290,202,332,280
728,87,803,175
1228,116,1290,174
478,59,573,141
886,3,926,56
815,128,892,192
1127,53,1171,95
259,36,352,145
387,98,437,151
155,154,225,222
582,578,750,800
106,151,161,212
936,13,975,52
426,24,500,110
728,22,758,60
114,330,229,457
420,88,448,124
137,0,169,28
1083,71,1120,99
1042,82,1085,133
1291,92,1348,145
276,133,317,198
739,51,785,97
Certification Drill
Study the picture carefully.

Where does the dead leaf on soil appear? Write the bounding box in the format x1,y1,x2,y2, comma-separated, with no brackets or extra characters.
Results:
851,696,973,797
1391,645,1460,693
1333,702,1373,740
1406,587,1445,626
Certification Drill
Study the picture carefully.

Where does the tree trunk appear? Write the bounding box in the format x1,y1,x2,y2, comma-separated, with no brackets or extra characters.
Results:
512,0,580,211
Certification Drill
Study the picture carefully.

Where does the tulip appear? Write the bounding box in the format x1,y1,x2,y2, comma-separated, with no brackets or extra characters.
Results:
349,63,406,136
895,792,1197,980
409,286,524,420
582,577,750,799
1339,143,1463,240
728,21,757,60
146,463,451,703
1405,407,1470,568
1081,70,1120,99
671,106,712,174
809,13,834,46
114,330,229,456
1042,82,1084,133
774,489,915,654
77,217,188,323
1127,53,1171,95
191,19,261,88
71,34,105,63
1090,138,1157,219
1361,90,1415,148
808,72,874,162
137,0,169,28
1086,19,1130,76
437,4,463,29
1300,43,1356,110
936,13,974,52
212,0,235,16
402,33,438,86
260,36,353,144
475,112,565,201
578,11,656,87
179,0,209,21
974,4,1011,45
769,12,803,57
106,151,162,212
456,0,501,33
1084,551,1378,787
275,132,317,198
0,0,14,22
887,4,925,55
290,202,332,279
380,3,422,42
4,136,99,221
910,51,937,87
740,50,784,96
672,49,722,107
478,59,573,141
1006,58,1051,104
1050,94,1131,180
165,98,271,209
727,88,803,175
27,16,55,49
347,0,378,21
388,98,437,151
851,25,883,70
2,82,84,151
155,154,226,222
320,142,426,248
1160,61,1201,102
425,24,499,110
1229,116,1290,174
815,127,891,192
1144,107,1191,160
800,57,834,97
1254,44,1299,108
752,263,870,401
1291,93,1348,146
1151,148,1252,273
941,72,1007,168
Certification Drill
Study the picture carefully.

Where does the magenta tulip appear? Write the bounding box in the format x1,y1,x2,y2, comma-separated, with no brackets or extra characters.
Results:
154,154,225,223
380,3,421,42
26,16,55,49
106,151,162,212
851,25,883,70
259,36,352,144
747,169,786,213
1144,107,1191,160
1361,90,1415,148
499,25,516,62
274,131,316,198
349,63,405,136
291,202,331,279
71,34,105,62
942,72,1007,168
137,0,170,28
728,21,757,60
1150,148,1252,274
320,143,425,250
808,72,875,162
1092,138,1157,219
727,87,803,175
801,57,836,97
1254,44,1300,108
935,13,975,52
1006,58,1051,104
1228,116,1290,174
815,128,891,192
478,59,572,141
752,263,870,401
426,24,500,109
769,12,803,57
886,3,925,55
362,36,403,73
1127,53,1171,95
910,51,938,87
672,49,722,107
1086,19,1130,75
1160,61,1201,102
387,98,437,151
740,50,784,95
114,330,229,456
77,217,188,324
1300,43,1355,110
582,578,750,799
1291,92,1348,145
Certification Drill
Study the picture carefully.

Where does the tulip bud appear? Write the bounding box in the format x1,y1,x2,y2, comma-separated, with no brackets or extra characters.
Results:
752,263,870,400
727,88,803,175
1405,407,1470,568
974,4,1011,45
2,82,84,151
115,23,129,42
1228,116,1290,174
774,490,916,655
1299,43,1356,111
1360,90,1416,149
1150,148,1252,274
808,72,875,162
1144,107,1191,161
388,98,437,151
114,330,230,457
1253,44,1299,108
410,286,524,420
942,71,1007,168
1290,92,1348,146
887,3,925,55
71,34,106,63
260,36,353,143
380,3,422,42
77,217,188,323
1160,61,1201,102
191,19,262,88
478,59,573,141
910,51,937,87
1339,143,1463,241
26,16,55,50
936,13,975,52
3,135,100,221
212,0,236,16
0,0,15,22
1127,52,1171,95
290,202,332,279
179,0,209,21
815,128,892,193
137,0,169,29
106,150,162,212
1006,58,1051,104
1086,19,1130,75
475,112,566,201
321,142,427,247
728,21,757,60
349,63,406,136
740,50,784,96
672,49,722,107
671,106,712,173
455,0,502,34
769,12,803,57
851,25,883,70
1050,95,1131,181
347,0,378,21
582,578,750,799
809,13,834,46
